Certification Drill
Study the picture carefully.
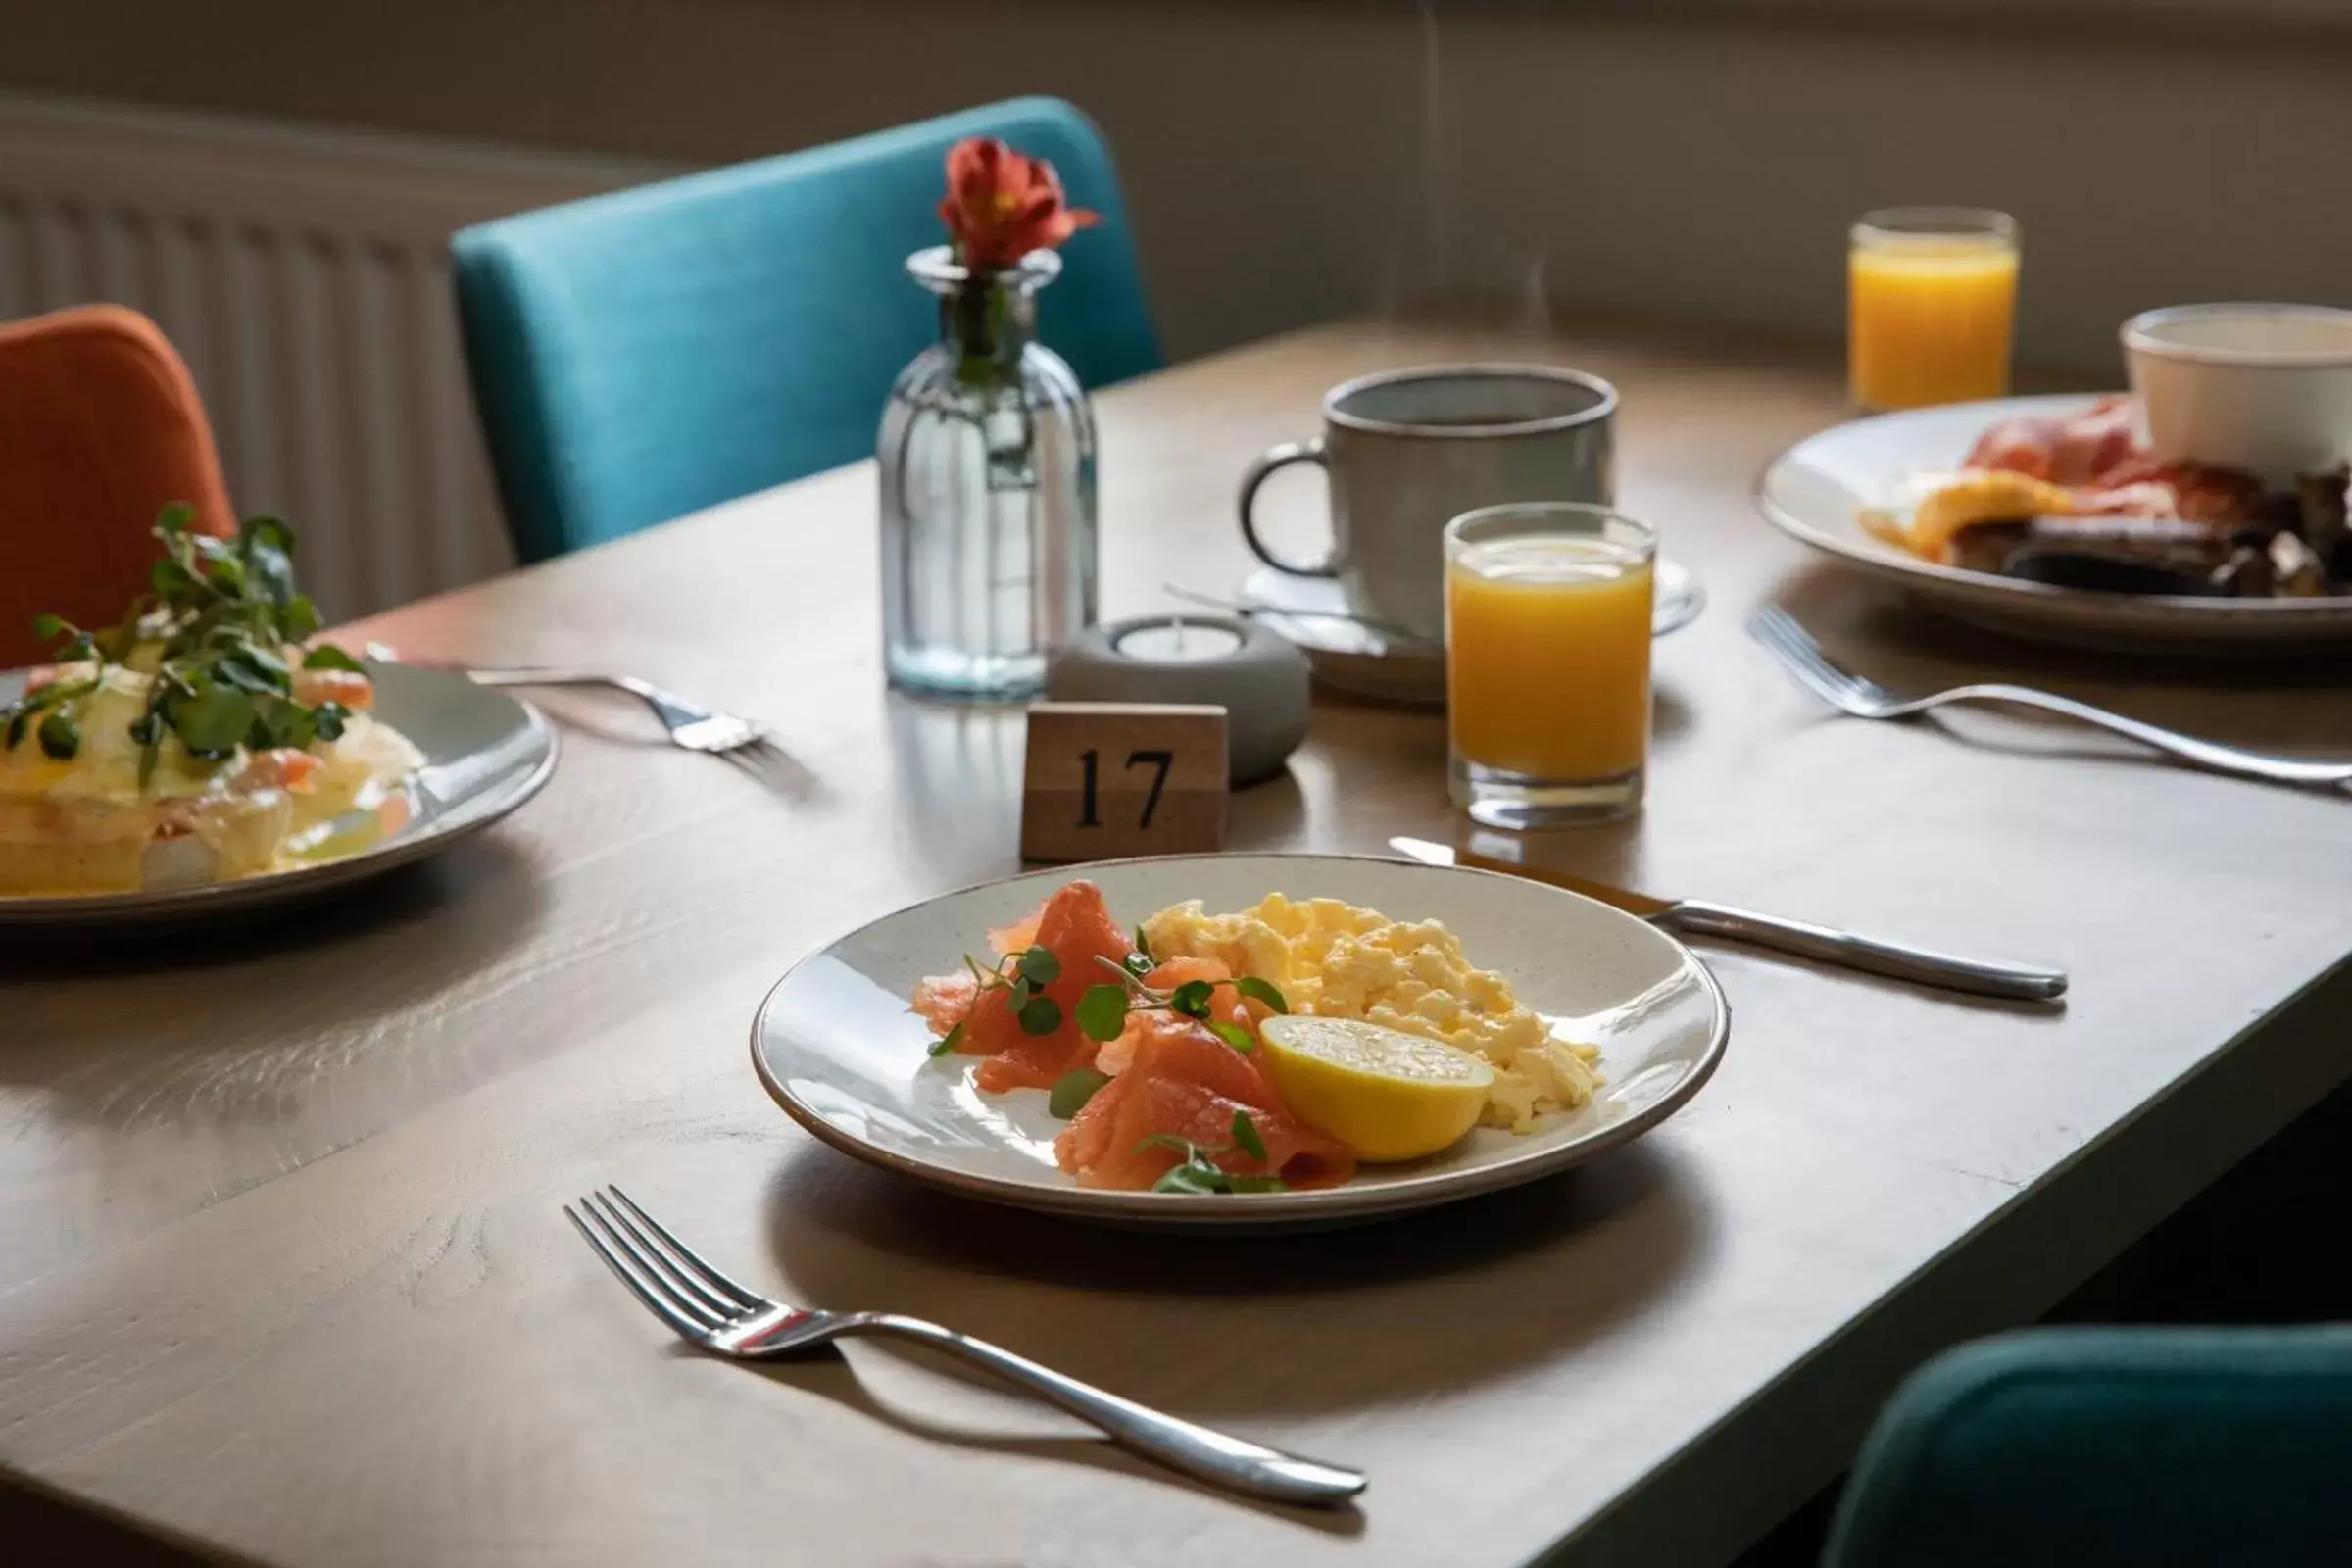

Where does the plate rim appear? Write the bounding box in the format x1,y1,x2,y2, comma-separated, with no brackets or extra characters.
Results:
1752,392,2352,626
0,668,559,924
748,850,1732,1225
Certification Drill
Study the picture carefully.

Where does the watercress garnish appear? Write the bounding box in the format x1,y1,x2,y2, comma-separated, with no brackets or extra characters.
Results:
1229,1108,1267,1163
1047,1067,1109,1119
928,942,1074,1046
1075,958,1289,1053
1138,1119,1286,1195
1,506,362,779
1074,983,1131,1044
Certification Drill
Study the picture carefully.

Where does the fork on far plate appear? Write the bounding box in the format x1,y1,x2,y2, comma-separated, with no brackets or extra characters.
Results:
564,1187,1366,1508
1747,606,2352,789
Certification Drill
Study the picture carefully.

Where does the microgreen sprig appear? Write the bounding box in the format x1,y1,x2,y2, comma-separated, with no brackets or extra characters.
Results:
1139,1112,1286,1195
1075,958,1289,1055
1,505,362,780
1047,1067,1109,1118
925,942,1073,1057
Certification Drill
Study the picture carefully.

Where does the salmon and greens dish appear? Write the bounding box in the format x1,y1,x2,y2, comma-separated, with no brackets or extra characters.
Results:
910,880,1602,1195
0,507,422,897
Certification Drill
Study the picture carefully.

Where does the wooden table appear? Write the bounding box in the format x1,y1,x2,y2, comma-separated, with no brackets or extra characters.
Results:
6,314,2350,1567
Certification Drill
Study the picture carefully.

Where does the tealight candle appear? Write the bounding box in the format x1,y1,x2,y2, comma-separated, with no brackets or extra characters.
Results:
1046,613,1311,786
1113,619,1246,662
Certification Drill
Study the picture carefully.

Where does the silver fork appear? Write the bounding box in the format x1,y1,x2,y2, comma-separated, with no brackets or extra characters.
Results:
1748,607,2352,788
564,1187,1367,1508
366,646,768,756
466,668,767,756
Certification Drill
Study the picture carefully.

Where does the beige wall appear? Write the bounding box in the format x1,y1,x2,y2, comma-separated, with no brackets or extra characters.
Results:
1,0,2346,373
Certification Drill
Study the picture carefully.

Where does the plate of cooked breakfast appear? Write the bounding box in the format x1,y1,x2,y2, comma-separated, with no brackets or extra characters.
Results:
750,853,1729,1227
1756,383,2352,652
0,509,555,924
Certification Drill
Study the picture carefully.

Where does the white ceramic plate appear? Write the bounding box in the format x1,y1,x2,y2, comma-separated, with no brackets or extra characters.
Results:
1237,557,1705,708
750,853,1729,1228
0,661,556,925
1755,392,2352,653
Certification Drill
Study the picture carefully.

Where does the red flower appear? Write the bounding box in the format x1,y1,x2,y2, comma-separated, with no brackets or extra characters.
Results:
939,137,1100,270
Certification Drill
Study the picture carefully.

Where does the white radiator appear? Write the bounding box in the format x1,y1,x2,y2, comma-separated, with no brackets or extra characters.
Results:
0,93,682,618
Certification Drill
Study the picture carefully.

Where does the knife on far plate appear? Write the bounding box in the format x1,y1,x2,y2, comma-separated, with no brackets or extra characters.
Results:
1389,837,2068,1003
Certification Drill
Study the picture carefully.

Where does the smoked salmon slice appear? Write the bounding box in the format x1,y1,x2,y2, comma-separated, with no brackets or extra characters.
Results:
909,880,1136,1094
1094,955,1252,1077
1055,1011,1355,1192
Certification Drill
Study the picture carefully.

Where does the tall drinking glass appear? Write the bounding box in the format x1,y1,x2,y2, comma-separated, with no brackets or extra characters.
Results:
1848,207,2020,412
1446,502,1655,828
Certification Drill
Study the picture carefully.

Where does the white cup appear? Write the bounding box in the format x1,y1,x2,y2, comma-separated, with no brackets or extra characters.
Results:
1237,364,1617,642
2122,304,2352,484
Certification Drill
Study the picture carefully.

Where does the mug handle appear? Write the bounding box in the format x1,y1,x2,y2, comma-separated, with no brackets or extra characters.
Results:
1237,437,1339,578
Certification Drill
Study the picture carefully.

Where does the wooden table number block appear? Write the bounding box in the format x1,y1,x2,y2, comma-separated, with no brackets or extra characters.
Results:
1020,703,1229,863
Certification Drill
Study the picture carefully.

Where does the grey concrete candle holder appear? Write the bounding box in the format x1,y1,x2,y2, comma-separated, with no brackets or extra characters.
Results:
1046,614,1312,786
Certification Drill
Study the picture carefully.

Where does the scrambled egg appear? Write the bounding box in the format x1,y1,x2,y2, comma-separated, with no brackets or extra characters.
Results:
1142,893,1602,1133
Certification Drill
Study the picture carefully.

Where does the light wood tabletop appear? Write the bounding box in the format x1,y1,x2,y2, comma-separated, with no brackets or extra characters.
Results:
5,313,2350,1567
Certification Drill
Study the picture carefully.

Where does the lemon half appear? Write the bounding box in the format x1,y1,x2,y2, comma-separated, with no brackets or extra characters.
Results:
1257,1015,1494,1162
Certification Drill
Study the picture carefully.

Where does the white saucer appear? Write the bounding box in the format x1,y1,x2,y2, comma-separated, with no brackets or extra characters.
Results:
1237,558,1705,707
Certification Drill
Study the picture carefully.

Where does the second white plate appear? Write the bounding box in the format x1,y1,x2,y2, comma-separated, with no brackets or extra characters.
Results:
1755,393,2352,653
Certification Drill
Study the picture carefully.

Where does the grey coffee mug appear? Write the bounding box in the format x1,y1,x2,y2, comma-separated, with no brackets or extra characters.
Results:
1237,364,1618,642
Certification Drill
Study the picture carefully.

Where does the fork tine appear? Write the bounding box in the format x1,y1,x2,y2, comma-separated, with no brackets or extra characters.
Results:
1772,619,1873,704
602,1186,764,1311
1763,610,1870,699
565,1201,722,1339
581,1193,744,1321
1747,609,1855,706
1752,606,1825,672
1749,604,1800,647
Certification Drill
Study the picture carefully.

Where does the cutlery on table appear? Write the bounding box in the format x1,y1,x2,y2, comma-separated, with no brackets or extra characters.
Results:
1389,837,2068,1002
1162,582,1442,648
1748,607,2352,789
365,645,772,759
564,1187,1367,1508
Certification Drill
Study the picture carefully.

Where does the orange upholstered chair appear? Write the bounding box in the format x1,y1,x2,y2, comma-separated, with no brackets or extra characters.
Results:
0,305,234,668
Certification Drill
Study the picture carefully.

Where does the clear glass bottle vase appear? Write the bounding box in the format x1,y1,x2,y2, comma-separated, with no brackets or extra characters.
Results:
878,246,1099,699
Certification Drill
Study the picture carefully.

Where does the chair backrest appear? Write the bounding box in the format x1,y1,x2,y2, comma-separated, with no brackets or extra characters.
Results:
453,96,1161,564
0,305,235,669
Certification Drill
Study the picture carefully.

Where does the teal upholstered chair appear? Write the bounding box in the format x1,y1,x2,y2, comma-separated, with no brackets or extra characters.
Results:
452,97,1160,564
1824,1327,2352,1568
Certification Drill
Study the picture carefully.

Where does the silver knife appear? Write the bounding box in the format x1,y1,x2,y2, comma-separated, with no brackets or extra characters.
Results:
1389,837,2067,1002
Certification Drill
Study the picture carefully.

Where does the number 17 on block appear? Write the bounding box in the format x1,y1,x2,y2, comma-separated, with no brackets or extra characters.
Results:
1019,703,1229,863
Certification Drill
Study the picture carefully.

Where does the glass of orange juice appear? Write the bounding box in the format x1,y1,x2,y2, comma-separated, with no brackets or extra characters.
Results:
1848,207,2020,412
1446,502,1654,828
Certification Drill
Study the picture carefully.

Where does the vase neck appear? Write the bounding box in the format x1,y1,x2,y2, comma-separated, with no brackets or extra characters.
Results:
940,274,1037,371
906,245,1058,375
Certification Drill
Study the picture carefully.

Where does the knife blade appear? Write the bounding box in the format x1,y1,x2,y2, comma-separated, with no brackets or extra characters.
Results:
1390,837,1676,918
1388,836,2068,1003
